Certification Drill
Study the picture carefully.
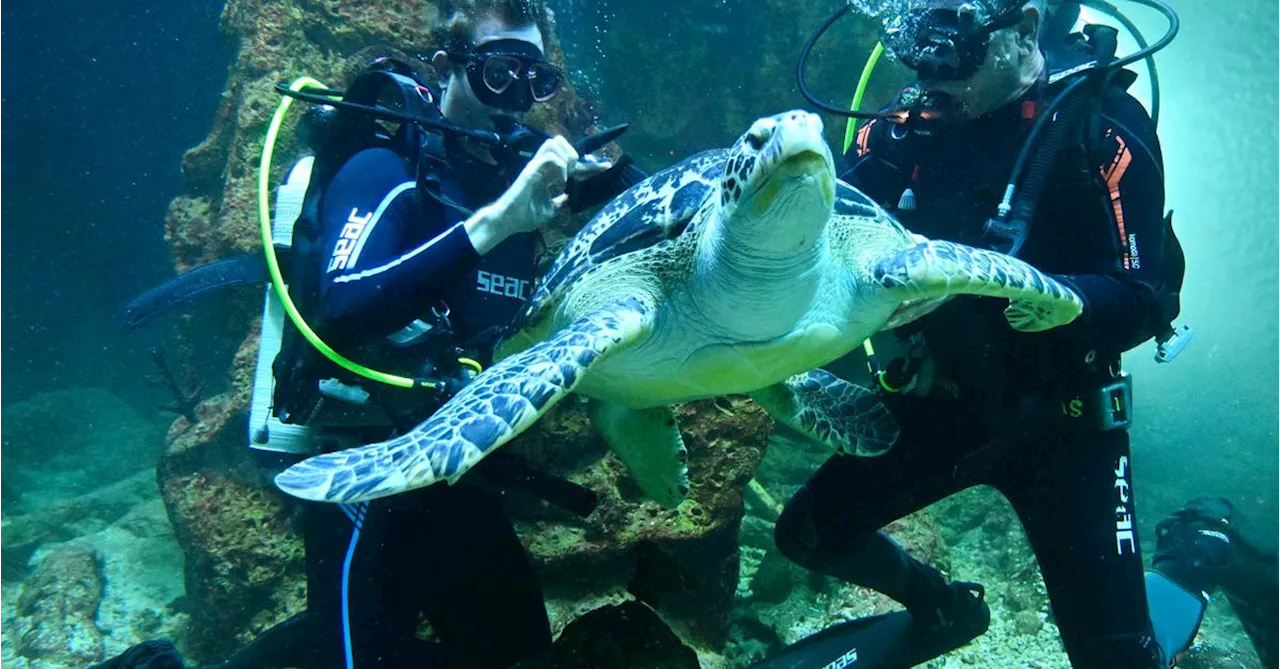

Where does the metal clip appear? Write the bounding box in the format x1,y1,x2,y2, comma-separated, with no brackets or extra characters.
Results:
1154,324,1193,363
1094,371,1133,431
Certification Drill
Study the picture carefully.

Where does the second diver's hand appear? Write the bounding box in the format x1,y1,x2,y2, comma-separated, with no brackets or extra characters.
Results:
464,136,578,256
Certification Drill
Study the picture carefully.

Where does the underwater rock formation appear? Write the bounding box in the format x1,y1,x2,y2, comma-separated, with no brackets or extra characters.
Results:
8,546,105,666
511,396,771,648
1,388,165,507
155,354,306,661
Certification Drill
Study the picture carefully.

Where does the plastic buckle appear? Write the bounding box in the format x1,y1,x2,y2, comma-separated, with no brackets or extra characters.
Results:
318,378,371,405
1095,372,1133,431
1155,324,1193,363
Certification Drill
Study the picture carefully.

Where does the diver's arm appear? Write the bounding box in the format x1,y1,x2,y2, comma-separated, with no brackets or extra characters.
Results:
318,149,483,343
464,136,578,254
1050,97,1168,351
320,139,576,342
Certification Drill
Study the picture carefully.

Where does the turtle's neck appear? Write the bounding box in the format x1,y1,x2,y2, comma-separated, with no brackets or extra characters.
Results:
691,207,829,342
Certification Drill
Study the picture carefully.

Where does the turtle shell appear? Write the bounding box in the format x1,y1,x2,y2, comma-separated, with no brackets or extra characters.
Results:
521,149,728,323
833,179,881,218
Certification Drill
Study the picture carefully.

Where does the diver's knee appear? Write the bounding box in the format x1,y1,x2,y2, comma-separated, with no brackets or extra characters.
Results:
775,486,879,571
775,486,823,567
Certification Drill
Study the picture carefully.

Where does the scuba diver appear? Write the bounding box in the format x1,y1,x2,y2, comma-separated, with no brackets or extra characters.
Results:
757,0,1278,667
100,1,645,668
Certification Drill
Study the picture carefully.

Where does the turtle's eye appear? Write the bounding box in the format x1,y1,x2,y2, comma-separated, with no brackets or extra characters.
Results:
745,125,771,151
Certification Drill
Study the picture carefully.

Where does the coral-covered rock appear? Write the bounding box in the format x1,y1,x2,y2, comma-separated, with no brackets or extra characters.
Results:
510,396,771,648
10,546,105,666
156,384,305,662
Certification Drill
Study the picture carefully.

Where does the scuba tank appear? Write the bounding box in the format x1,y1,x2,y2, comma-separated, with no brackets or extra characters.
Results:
249,157,320,453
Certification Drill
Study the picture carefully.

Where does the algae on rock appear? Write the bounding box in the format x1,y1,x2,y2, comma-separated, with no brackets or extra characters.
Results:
8,546,106,667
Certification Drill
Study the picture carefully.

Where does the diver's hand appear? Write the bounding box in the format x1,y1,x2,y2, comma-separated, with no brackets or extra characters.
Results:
465,136,578,255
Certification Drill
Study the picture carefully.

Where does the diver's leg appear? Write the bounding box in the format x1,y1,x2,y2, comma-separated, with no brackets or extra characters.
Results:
412,483,553,668
774,396,985,615
772,399,992,667
775,450,967,611
300,497,422,669
203,613,311,669
996,428,1162,668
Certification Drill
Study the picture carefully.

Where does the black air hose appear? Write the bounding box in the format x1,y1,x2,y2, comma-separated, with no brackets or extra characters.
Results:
1007,87,1094,234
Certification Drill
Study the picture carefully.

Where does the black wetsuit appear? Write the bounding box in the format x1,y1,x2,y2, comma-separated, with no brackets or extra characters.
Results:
281,142,550,669
774,75,1173,668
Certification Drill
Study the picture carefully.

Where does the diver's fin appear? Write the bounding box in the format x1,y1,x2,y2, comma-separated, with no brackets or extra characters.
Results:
119,252,273,329
750,611,913,669
1146,570,1208,665
751,595,990,669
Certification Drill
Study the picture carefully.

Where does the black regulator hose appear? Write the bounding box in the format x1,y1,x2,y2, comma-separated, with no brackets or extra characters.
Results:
988,24,1119,256
1001,76,1089,216
1081,0,1164,126
1007,87,1093,244
796,3,900,121
1103,0,1180,69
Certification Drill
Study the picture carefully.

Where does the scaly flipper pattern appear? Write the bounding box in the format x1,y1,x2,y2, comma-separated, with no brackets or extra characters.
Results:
873,240,1083,332
275,298,652,503
751,369,898,456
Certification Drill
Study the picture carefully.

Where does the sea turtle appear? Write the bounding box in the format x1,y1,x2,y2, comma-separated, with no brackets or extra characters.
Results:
275,110,1083,506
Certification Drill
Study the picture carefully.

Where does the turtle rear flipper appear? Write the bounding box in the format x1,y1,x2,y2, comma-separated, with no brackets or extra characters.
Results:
750,369,898,456
591,401,689,508
275,298,653,503
873,240,1084,332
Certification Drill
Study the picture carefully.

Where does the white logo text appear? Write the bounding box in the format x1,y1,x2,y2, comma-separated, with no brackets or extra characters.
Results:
327,208,373,272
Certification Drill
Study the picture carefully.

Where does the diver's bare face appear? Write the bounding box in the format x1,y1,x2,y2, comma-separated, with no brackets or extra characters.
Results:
432,20,545,129
919,8,1044,119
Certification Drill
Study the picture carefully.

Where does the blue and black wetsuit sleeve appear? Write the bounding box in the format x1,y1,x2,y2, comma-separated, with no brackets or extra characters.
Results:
1052,92,1168,351
316,147,480,346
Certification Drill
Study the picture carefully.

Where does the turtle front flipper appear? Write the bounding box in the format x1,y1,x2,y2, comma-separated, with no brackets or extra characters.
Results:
590,401,689,508
274,298,653,503
750,369,899,456
873,240,1084,332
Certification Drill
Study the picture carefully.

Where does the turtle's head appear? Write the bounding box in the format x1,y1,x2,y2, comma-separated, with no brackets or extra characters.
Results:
719,111,836,253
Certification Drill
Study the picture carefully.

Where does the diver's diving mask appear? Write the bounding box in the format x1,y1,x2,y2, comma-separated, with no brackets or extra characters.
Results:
448,38,563,113
882,0,1025,81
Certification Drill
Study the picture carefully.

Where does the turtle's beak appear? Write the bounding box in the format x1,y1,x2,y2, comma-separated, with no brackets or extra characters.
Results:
753,138,836,216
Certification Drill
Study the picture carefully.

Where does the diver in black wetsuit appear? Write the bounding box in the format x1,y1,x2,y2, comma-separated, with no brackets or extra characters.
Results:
258,7,615,668
96,2,640,669
760,1,1274,668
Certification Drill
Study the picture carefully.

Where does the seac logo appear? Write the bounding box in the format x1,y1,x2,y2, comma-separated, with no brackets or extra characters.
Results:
477,271,531,300
327,208,373,272
824,647,858,669
1113,455,1137,555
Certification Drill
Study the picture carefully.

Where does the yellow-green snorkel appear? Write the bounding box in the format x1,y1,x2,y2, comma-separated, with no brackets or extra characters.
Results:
259,77,481,390
842,42,886,155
